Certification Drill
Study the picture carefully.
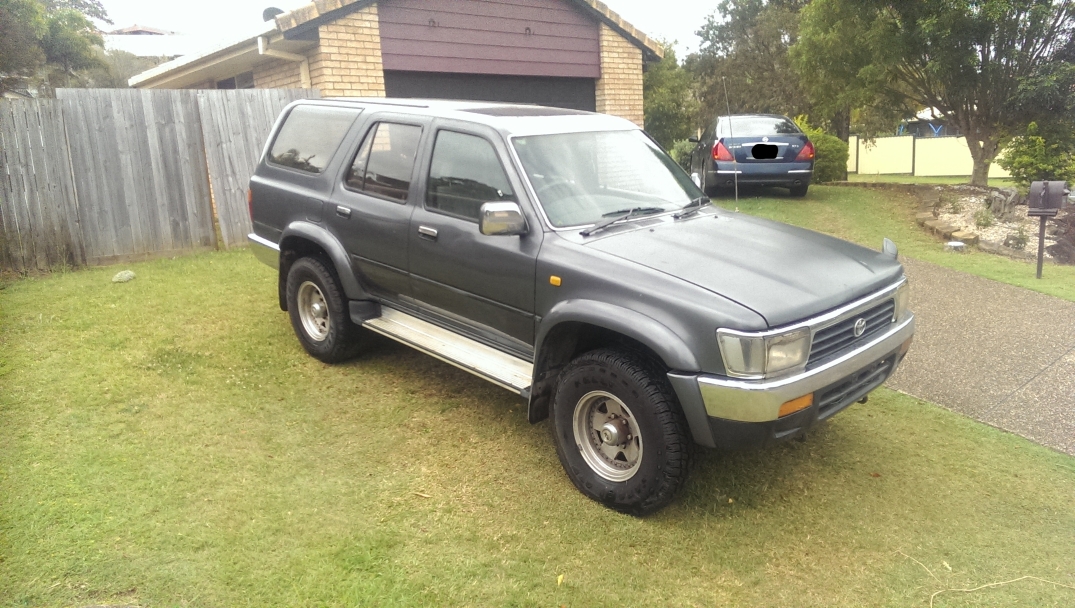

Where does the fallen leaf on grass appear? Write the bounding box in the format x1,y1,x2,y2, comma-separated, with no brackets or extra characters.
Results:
557,574,564,586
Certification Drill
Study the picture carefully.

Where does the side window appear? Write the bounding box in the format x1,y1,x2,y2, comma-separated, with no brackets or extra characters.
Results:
426,131,515,221
269,106,360,174
346,122,422,203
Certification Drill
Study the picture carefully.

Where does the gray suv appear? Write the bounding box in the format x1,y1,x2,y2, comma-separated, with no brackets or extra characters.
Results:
248,99,915,515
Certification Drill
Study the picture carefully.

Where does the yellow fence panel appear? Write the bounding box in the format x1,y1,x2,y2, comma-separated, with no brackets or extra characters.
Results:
857,135,914,175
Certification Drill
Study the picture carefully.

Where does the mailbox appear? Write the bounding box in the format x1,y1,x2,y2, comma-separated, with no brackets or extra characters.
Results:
1028,180,1069,217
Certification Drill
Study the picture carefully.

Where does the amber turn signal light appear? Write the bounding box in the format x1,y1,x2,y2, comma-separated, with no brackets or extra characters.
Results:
779,393,813,418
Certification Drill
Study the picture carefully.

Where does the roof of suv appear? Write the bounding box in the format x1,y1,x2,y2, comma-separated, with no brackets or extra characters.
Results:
299,98,638,137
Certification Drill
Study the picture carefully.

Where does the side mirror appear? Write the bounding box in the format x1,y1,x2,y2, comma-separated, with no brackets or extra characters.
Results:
689,136,700,144
479,201,528,236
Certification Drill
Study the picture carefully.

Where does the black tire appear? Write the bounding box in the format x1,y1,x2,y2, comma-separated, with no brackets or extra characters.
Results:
789,184,809,197
551,348,692,515
285,256,364,363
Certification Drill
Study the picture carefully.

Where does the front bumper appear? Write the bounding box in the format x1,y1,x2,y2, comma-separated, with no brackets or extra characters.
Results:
668,314,914,449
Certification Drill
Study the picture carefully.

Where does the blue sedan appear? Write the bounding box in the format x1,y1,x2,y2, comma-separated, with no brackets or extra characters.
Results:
689,114,814,197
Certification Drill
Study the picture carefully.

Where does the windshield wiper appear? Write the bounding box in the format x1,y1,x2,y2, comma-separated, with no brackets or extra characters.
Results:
579,207,665,237
673,196,711,219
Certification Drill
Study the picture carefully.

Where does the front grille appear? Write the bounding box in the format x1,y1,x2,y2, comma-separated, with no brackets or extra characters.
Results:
815,355,895,419
807,300,895,368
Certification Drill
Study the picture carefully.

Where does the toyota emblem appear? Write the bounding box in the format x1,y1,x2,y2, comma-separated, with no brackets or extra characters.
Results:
853,318,867,337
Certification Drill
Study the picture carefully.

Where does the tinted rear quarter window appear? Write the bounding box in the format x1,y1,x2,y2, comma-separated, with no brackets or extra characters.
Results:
269,105,360,173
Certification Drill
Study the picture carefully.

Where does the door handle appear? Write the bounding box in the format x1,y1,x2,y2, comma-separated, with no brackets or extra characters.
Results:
335,205,351,218
418,225,438,240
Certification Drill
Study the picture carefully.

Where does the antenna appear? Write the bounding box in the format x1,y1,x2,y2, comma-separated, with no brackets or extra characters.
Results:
722,76,739,205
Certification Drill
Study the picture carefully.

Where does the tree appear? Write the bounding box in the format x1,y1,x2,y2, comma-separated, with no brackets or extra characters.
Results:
790,0,911,142
0,0,47,94
84,49,167,89
0,0,108,96
643,43,699,149
39,7,104,91
685,0,811,127
43,0,110,23
793,0,1075,187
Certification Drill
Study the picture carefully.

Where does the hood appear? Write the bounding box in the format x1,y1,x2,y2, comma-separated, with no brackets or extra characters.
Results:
584,210,904,327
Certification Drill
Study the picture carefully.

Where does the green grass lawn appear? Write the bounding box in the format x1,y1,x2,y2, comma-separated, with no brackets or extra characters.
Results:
846,173,1016,188
2,250,1074,607
719,185,1075,303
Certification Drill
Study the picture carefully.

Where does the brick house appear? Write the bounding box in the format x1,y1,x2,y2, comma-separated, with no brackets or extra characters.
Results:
129,0,662,127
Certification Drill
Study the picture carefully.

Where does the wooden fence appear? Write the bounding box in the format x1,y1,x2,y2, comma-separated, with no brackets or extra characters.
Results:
0,88,318,272
0,100,83,271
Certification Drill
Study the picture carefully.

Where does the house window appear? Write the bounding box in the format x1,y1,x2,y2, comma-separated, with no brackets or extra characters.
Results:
217,71,254,89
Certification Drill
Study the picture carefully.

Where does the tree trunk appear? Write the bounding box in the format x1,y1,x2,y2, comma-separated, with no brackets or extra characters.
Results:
830,107,851,181
964,132,999,188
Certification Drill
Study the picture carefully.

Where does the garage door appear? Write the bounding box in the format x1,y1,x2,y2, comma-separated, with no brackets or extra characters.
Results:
383,71,597,112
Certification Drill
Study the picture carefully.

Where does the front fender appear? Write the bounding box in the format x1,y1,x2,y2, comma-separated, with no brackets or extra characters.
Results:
537,300,701,372
281,221,368,301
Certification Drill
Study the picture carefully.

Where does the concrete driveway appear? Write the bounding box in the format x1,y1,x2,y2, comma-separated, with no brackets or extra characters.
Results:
887,257,1075,456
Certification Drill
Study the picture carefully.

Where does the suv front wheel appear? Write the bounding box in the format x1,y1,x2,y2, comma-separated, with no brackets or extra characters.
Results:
285,256,364,363
551,348,692,515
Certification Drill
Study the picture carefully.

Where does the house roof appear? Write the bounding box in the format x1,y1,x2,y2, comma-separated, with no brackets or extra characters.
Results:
109,25,176,35
130,0,662,88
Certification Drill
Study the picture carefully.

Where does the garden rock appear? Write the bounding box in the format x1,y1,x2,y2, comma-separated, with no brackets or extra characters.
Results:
1003,233,1028,250
112,270,136,283
988,187,1022,221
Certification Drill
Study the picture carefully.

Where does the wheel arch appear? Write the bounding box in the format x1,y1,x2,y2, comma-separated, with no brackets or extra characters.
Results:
278,222,367,310
528,301,700,424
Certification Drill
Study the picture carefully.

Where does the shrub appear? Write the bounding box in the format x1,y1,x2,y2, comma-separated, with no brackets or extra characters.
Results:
942,193,963,214
997,122,1075,188
669,139,696,171
974,208,995,228
794,116,849,183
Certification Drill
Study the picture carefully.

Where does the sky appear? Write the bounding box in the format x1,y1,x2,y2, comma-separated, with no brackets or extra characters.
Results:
96,0,720,59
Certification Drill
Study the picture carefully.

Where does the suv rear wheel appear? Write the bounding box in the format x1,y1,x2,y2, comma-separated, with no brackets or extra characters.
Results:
551,348,692,515
285,256,364,363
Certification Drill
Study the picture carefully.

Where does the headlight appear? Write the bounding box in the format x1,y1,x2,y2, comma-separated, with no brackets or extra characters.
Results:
717,326,812,379
893,280,910,322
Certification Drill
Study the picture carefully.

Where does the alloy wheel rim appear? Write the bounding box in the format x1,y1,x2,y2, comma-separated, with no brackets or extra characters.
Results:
572,390,643,482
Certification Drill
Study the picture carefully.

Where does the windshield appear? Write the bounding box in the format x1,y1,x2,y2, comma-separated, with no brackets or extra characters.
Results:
512,130,704,228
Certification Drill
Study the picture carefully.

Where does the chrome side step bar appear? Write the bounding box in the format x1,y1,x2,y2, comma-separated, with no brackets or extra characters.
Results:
363,307,533,396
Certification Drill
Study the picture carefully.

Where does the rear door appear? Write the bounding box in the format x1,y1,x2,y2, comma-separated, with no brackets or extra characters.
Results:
329,114,429,305
407,121,542,353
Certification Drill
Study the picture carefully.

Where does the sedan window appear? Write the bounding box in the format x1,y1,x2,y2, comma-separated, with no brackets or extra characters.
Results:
719,116,801,138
